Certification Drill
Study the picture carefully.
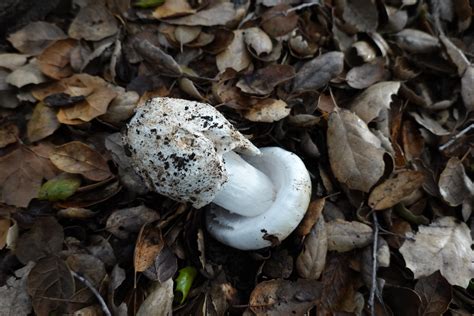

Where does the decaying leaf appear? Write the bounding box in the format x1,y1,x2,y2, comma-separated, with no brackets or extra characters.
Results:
27,102,60,142
244,99,290,122
438,157,474,207
6,59,48,88
243,27,273,56
68,3,119,41
461,66,474,112
27,256,75,316
326,219,373,252
0,262,34,316
106,205,160,239
346,60,388,89
409,111,451,136
8,21,67,55
327,109,386,192
342,0,378,32
49,141,112,181
400,216,474,288
216,30,251,73
0,144,57,207
415,272,452,316
368,170,425,210
0,122,19,148
293,51,344,93
134,222,165,272
136,279,173,316
349,81,400,123
296,216,327,279
37,39,77,80
135,40,183,77
260,4,299,38
236,64,295,96
152,0,196,18
166,1,240,26
393,29,440,53
249,279,322,316
0,53,28,70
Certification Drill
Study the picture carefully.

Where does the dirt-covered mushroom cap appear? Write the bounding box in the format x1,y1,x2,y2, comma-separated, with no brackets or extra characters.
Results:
124,97,260,208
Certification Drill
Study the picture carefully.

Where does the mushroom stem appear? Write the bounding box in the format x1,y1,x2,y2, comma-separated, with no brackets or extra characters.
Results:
212,151,276,217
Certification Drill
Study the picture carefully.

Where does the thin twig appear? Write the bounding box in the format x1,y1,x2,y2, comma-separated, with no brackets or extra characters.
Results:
368,212,379,316
285,2,321,14
71,271,112,316
439,123,474,151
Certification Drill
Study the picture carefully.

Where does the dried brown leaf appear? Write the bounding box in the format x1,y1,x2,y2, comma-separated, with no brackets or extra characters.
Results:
15,216,64,264
143,246,178,283
135,40,183,77
0,262,34,316
409,111,450,136
296,216,327,279
0,144,57,207
0,53,28,70
100,90,139,125
440,35,470,76
249,279,322,316
66,253,106,287
174,26,202,45
37,39,77,80
152,0,196,19
293,51,344,93
8,21,67,55
461,66,474,112
0,122,19,148
260,4,299,38
342,0,378,32
136,279,173,316
166,1,239,26
27,102,60,142
346,60,388,89
349,81,400,123
438,157,474,207
106,205,160,239
400,216,474,288
49,141,112,181
27,256,75,316
296,198,325,236
68,4,119,41
243,27,273,56
135,222,165,272
326,219,373,252
327,109,385,192
368,170,425,210
244,99,290,122
6,59,48,88
237,64,295,96
415,272,452,316
216,30,251,73
394,29,440,53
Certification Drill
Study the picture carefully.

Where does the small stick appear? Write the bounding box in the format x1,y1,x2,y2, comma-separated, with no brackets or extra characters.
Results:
368,212,379,316
71,271,112,316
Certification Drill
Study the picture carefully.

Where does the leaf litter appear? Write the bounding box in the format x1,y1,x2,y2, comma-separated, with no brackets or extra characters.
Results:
0,0,473,315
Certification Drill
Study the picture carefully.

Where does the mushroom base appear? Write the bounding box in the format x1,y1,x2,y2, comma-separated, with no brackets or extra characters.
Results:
205,147,312,250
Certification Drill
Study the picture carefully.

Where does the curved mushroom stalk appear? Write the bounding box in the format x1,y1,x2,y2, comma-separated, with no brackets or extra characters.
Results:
124,97,312,250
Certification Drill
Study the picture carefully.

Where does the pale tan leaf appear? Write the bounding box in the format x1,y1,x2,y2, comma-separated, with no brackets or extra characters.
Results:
216,30,251,73
243,27,273,56
368,170,425,210
399,217,474,288
166,1,238,26
134,223,164,272
6,59,48,88
136,279,173,316
0,262,34,316
349,81,400,123
49,141,112,181
152,0,196,19
394,29,440,53
37,39,77,80
68,4,119,41
326,219,373,252
461,66,474,112
296,216,327,279
438,157,474,207
327,109,385,192
244,99,290,122
27,102,60,142
0,53,28,70
7,21,67,55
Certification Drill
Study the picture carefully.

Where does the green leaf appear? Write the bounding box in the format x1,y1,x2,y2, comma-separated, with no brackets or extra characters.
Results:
133,0,165,9
38,173,81,201
174,266,197,304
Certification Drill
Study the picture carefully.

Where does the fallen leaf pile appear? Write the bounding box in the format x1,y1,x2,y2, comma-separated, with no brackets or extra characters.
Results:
0,0,473,315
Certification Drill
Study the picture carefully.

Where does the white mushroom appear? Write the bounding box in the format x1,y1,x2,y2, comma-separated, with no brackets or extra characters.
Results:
124,97,311,250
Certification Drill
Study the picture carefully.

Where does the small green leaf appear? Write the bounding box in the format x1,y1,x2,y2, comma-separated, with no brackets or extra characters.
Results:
38,173,81,201
174,266,197,304
133,0,165,9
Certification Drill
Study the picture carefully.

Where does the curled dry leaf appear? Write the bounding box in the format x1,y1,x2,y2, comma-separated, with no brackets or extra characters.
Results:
136,279,173,316
152,0,196,19
166,1,239,26
438,157,474,207
415,272,452,316
37,39,77,80
399,216,474,288
27,256,75,316
6,59,48,88
326,219,373,252
260,4,299,38
293,51,344,93
27,102,60,142
7,21,67,55
49,141,112,182
327,109,386,192
0,144,57,207
135,40,183,77
68,3,119,41
236,64,295,96
368,170,425,210
134,222,165,272
393,29,440,53
244,99,290,122
296,216,327,279
439,35,470,76
100,90,140,125
349,81,400,123
249,279,322,316
216,30,251,73
174,26,202,45
409,111,450,136
296,198,325,236
0,53,28,70
243,27,273,56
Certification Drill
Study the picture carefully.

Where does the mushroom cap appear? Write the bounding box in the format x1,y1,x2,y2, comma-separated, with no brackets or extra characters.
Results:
205,147,312,250
124,97,260,208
